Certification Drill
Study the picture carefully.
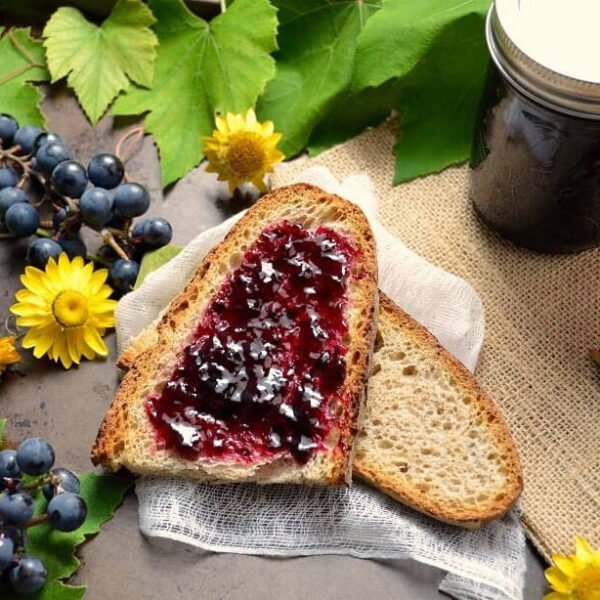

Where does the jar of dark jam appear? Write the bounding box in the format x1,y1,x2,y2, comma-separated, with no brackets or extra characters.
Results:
470,0,600,253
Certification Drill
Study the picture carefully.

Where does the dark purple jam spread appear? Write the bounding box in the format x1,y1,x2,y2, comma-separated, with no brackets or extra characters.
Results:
146,221,357,464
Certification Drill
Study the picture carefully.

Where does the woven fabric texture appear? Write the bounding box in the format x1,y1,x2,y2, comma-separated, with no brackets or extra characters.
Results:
136,477,525,600
273,121,600,559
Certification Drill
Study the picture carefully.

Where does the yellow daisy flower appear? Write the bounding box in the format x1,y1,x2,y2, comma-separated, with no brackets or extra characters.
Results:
545,536,600,600
203,108,284,193
0,336,20,374
10,253,117,369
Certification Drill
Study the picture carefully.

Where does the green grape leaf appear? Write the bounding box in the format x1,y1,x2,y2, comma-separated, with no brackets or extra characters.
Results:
391,13,489,183
257,0,382,158
307,78,402,156
3,473,131,599
346,0,490,183
112,0,278,188
0,27,50,128
43,0,158,124
135,244,183,289
353,0,490,91
0,417,6,447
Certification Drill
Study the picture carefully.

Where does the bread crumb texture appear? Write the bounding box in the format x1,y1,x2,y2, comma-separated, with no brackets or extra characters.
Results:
354,294,522,526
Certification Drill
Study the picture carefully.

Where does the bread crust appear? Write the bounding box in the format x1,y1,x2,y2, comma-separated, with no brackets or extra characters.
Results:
91,184,378,486
354,293,523,525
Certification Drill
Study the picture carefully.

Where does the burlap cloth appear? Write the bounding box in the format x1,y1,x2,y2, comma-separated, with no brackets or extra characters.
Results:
272,121,600,561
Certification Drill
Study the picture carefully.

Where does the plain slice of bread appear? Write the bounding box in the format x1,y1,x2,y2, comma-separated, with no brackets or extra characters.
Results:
91,184,378,486
354,293,522,526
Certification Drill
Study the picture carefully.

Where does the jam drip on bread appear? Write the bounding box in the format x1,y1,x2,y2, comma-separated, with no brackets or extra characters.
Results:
146,221,357,464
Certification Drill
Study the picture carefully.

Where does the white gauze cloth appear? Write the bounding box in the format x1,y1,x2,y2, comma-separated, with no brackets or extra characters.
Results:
116,167,526,600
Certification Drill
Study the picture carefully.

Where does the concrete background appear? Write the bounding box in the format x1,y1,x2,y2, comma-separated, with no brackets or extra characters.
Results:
0,90,548,599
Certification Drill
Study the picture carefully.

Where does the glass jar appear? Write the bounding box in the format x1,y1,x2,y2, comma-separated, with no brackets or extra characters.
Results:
470,0,600,253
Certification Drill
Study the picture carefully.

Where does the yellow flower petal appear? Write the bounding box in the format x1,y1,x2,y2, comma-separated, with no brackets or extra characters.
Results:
0,336,21,370
215,114,228,133
245,108,257,128
88,269,110,295
545,567,571,593
543,593,568,600
553,556,576,577
262,121,275,136
545,536,600,600
66,329,82,365
575,536,594,561
83,326,108,356
14,314,52,328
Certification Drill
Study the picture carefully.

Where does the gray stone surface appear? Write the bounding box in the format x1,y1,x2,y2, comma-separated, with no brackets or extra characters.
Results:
0,92,548,599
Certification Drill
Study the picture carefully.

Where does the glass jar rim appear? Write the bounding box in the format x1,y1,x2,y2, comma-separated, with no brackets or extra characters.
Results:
487,4,600,120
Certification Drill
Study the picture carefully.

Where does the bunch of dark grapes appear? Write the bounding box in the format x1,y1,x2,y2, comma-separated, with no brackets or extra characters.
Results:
0,114,173,296
0,438,86,595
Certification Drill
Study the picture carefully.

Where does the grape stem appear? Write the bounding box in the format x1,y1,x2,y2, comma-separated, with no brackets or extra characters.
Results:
115,126,145,167
22,474,52,494
26,514,48,528
35,228,52,238
101,229,130,260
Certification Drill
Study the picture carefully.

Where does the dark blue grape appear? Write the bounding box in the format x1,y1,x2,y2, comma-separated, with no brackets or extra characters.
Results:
0,536,14,572
113,183,150,217
8,556,47,594
0,167,19,189
0,450,21,480
57,234,86,259
51,160,88,198
27,238,63,269
0,114,18,146
109,259,139,293
79,188,113,229
32,131,63,155
87,153,124,189
4,203,40,237
141,217,172,249
13,126,42,155
131,220,144,238
47,493,87,532
0,187,27,217
0,491,34,525
42,468,80,501
16,438,55,476
35,142,72,176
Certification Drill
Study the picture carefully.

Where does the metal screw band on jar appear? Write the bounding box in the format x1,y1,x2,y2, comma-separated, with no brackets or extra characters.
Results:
487,1,600,119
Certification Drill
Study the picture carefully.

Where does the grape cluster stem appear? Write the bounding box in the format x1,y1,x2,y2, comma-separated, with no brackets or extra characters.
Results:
115,126,145,182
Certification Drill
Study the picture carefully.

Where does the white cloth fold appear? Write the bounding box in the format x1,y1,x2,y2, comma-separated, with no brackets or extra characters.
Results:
116,167,525,600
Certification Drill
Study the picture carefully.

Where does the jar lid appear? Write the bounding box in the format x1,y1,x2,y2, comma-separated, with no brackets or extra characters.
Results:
488,0,600,118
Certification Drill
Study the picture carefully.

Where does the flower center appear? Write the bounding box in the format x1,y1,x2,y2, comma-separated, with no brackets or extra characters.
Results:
576,566,600,600
227,133,266,178
53,291,89,328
